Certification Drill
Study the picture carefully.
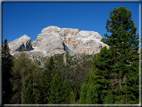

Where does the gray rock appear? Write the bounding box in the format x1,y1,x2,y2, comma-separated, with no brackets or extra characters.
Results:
39,32,65,56
8,34,32,55
59,29,109,54
9,26,109,57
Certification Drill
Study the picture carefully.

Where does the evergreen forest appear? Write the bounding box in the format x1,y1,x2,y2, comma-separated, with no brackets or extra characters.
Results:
2,6,140,106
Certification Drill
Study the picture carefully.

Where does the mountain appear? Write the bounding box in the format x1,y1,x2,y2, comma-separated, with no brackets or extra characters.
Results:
8,26,109,58
8,34,32,55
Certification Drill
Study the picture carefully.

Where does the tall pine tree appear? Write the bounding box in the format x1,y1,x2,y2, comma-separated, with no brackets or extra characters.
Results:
101,6,139,104
48,72,62,104
48,72,69,104
2,39,13,104
22,80,37,104
40,56,56,104
90,46,113,103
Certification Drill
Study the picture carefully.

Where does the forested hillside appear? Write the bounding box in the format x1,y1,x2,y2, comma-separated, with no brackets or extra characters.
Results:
2,6,139,105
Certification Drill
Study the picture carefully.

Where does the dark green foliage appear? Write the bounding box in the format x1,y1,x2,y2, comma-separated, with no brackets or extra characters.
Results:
79,83,98,104
40,56,56,104
52,51,94,103
2,39,14,104
62,80,71,104
101,6,139,104
46,56,56,73
103,89,114,104
48,72,63,104
79,47,112,104
32,65,43,104
119,61,139,104
101,6,139,48
79,6,139,104
89,46,113,103
22,80,36,104
11,52,33,104
79,83,88,104
86,84,98,104
48,72,71,104
83,68,93,84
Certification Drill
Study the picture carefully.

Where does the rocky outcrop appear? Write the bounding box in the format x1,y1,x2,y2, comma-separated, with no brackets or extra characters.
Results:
8,34,32,55
8,26,109,57
63,30,109,54
31,26,109,56
31,27,65,56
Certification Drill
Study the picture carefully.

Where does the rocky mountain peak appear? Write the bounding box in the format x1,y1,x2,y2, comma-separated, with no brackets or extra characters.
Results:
8,26,109,57
8,34,32,55
41,26,61,34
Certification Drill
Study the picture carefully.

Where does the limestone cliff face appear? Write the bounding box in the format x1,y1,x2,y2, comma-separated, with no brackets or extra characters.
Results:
8,26,109,57
8,34,32,55
63,30,109,54
31,26,109,56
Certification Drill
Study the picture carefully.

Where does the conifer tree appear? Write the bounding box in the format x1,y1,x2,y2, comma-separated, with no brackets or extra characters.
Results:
47,69,72,104
101,6,139,104
48,72,64,104
79,83,88,104
40,68,52,104
62,80,71,104
2,39,13,104
86,83,98,104
11,52,33,104
119,61,139,104
40,56,56,104
103,89,114,104
31,64,43,104
22,80,37,104
89,46,113,103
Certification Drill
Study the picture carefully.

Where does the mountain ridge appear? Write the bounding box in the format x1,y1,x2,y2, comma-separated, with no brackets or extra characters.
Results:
7,26,109,57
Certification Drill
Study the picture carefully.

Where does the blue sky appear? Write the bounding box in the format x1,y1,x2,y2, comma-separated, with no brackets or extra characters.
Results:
2,2,139,45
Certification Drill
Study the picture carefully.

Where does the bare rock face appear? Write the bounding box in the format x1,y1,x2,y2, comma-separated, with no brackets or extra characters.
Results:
63,30,109,54
8,34,32,55
8,26,109,57
32,26,109,55
31,26,109,56
31,26,65,56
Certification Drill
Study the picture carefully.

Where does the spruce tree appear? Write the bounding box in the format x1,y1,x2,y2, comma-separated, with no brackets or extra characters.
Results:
40,68,52,104
101,6,139,104
48,72,64,104
79,83,88,104
120,61,139,104
62,80,71,104
40,56,55,104
86,83,98,104
2,39,13,104
103,89,114,104
22,80,36,104
89,46,113,103
79,83,98,104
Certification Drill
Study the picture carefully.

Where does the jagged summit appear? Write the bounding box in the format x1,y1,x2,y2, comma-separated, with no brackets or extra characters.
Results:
8,26,109,57
8,34,32,55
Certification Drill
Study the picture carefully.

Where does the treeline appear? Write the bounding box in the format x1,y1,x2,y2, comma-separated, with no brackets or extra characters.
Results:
2,6,139,105
2,40,94,104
